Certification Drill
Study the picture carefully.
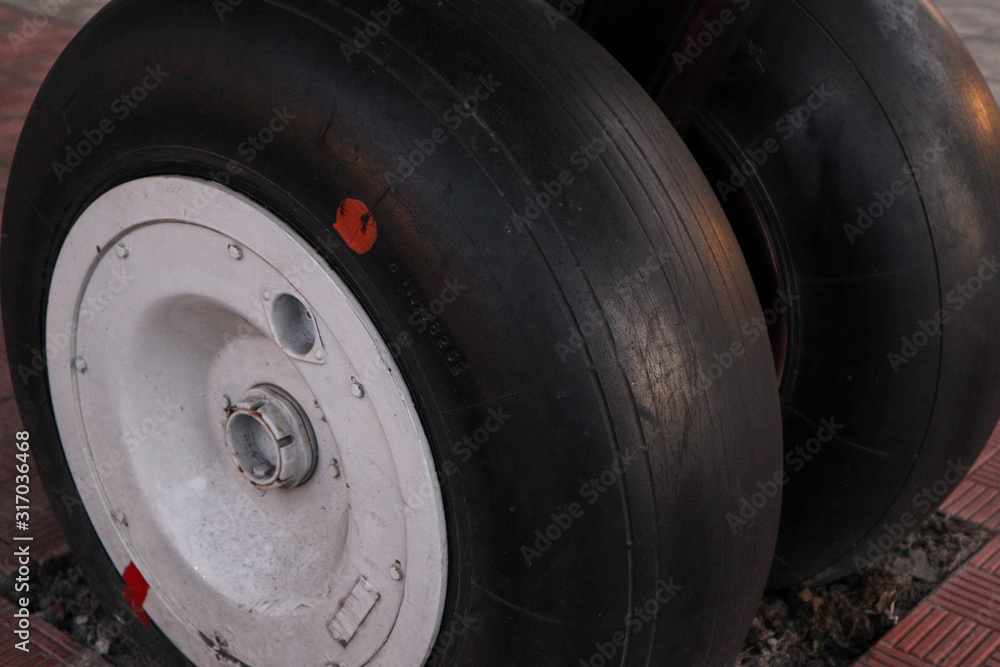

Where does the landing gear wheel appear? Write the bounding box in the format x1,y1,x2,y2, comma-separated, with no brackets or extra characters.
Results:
582,0,1000,586
2,0,783,664
44,178,448,665
697,0,1000,587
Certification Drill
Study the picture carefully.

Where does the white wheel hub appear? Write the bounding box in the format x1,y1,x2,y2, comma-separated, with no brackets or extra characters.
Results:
45,176,448,666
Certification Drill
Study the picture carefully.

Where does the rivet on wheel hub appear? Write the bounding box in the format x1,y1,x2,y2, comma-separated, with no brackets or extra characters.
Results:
224,384,318,489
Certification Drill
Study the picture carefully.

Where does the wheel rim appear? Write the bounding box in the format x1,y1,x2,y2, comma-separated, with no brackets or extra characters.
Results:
45,176,448,666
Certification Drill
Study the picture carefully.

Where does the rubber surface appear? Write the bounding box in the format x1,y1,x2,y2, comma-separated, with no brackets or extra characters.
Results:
572,0,765,128
1,0,782,664
686,0,1000,586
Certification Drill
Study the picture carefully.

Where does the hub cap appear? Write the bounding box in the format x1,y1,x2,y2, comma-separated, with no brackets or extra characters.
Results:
225,384,317,489
45,176,448,666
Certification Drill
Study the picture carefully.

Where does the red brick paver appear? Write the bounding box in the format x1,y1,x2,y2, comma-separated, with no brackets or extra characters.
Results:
942,430,1000,530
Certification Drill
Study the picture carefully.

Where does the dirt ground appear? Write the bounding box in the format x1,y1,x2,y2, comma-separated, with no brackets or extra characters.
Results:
736,512,995,666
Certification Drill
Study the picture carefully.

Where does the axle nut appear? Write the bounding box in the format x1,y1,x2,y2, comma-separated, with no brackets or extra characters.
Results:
224,384,318,489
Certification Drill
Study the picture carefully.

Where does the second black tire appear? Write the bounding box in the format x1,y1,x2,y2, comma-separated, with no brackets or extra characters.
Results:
578,0,1000,585
699,0,1000,586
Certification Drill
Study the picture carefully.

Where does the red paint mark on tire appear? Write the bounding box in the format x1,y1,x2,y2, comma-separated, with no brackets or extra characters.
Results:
335,199,379,254
122,561,150,626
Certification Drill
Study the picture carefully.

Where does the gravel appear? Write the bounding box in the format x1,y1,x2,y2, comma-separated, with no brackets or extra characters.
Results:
0,554,142,665
736,512,995,666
